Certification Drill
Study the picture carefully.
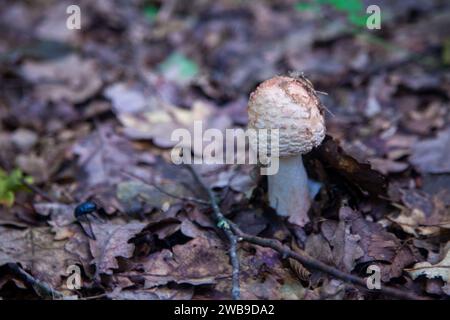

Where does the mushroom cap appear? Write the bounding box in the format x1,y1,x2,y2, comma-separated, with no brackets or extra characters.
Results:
247,75,325,157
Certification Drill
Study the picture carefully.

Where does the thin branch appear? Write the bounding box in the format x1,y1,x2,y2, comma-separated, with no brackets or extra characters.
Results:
7,263,63,299
228,222,427,300
184,165,241,300
80,293,108,300
184,165,428,301
120,170,210,205
21,179,56,202
387,216,450,228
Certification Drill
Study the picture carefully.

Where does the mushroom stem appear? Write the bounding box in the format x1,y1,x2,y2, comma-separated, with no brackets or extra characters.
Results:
268,155,310,227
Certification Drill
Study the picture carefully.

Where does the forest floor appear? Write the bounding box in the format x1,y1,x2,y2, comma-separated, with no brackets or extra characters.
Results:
0,0,449,300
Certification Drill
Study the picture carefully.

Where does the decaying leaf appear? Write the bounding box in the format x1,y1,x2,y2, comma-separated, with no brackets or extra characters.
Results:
410,127,450,174
305,233,334,266
338,207,416,281
0,226,83,289
215,243,307,299
72,125,140,188
321,219,364,273
105,83,149,115
388,189,450,236
117,180,189,212
289,240,311,281
21,55,102,103
407,244,450,289
90,222,146,276
311,136,387,196
137,236,230,287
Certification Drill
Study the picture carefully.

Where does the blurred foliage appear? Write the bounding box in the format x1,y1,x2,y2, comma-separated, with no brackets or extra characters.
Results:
143,4,159,22
296,0,367,27
443,38,450,65
0,169,33,207
159,52,199,84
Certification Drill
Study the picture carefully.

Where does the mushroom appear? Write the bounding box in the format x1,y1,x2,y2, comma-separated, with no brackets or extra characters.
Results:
247,75,325,227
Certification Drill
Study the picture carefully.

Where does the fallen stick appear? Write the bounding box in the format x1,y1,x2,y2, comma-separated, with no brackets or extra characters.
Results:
184,165,241,300
7,263,63,299
184,165,428,301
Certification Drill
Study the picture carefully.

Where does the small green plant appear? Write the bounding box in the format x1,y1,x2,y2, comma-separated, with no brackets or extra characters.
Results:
443,38,450,66
143,4,159,22
296,0,367,28
296,0,398,53
159,52,199,84
0,168,33,207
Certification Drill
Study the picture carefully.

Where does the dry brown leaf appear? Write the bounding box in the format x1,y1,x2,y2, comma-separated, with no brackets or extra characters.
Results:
410,127,450,174
89,222,146,276
137,236,230,287
0,226,83,289
288,239,311,282
21,55,102,103
407,243,450,290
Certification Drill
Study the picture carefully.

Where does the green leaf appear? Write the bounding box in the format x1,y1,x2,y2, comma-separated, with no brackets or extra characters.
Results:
307,0,366,28
144,4,159,22
159,52,199,84
0,191,14,207
443,38,450,65
24,176,34,185
0,168,33,207
348,12,367,27
295,2,318,12
328,0,363,13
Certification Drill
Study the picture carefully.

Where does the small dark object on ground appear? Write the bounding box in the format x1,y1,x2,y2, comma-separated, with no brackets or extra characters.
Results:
74,201,98,219
74,200,106,240
74,200,107,219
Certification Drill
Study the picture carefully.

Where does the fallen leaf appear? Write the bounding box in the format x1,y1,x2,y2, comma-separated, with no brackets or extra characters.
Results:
410,127,450,174
289,240,311,282
104,83,149,115
21,55,102,103
311,136,387,196
339,207,416,281
137,236,230,287
407,243,450,289
89,222,146,276
305,233,334,266
159,52,199,85
368,158,409,175
321,219,364,273
232,209,268,236
0,227,83,289
117,100,221,149
212,168,256,194
72,125,140,188
389,189,450,236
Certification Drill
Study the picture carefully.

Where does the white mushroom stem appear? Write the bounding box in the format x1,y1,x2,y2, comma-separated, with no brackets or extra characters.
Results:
268,155,310,227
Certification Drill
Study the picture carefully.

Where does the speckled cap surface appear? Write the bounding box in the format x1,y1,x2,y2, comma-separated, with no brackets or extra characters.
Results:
248,75,326,157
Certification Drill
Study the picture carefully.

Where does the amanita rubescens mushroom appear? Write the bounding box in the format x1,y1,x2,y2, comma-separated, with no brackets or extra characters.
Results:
248,75,325,227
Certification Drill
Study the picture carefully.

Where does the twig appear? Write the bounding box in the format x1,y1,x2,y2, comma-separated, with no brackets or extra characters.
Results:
120,170,210,205
7,263,63,299
21,179,56,202
228,222,427,300
184,165,427,301
79,293,108,300
387,216,450,228
184,165,241,300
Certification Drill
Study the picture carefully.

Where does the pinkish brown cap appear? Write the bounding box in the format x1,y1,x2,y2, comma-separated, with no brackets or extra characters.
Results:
248,75,326,157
